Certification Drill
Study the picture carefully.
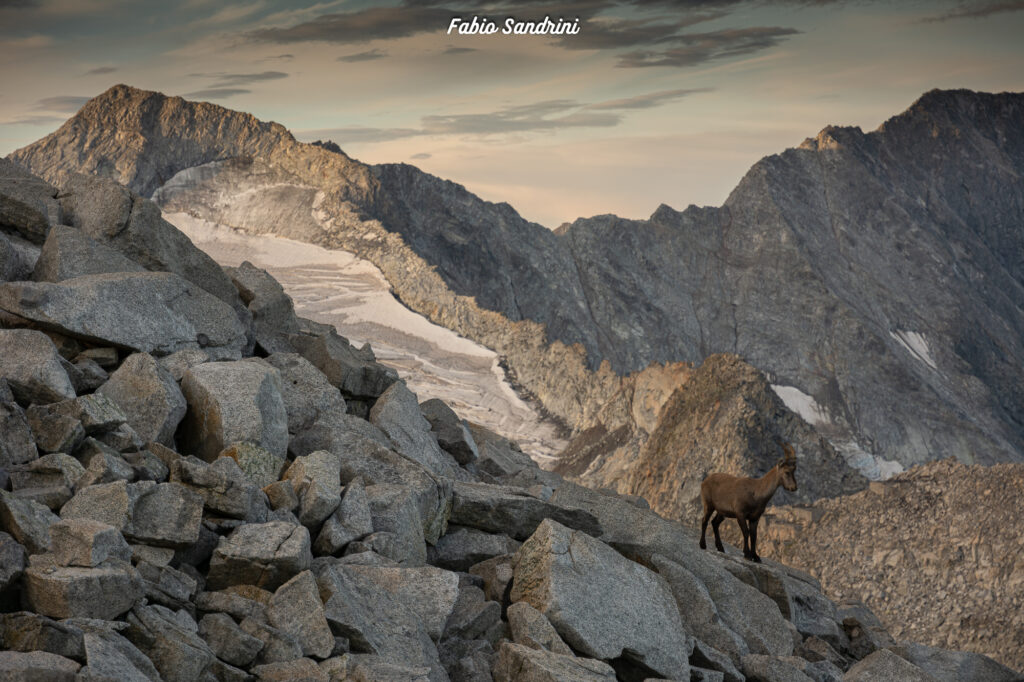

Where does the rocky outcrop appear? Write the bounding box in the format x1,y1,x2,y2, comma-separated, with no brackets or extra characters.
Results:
757,458,1024,672
556,354,867,526
2,164,1010,679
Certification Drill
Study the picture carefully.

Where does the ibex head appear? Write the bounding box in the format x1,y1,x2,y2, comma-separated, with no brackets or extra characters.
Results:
776,441,798,492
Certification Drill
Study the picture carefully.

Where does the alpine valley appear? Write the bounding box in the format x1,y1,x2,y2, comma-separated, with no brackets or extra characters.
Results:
2,84,1023,676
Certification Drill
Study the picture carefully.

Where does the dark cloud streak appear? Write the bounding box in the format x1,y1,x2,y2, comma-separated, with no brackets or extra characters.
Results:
1,114,66,126
84,66,117,75
35,95,89,112
588,87,712,109
422,99,621,134
299,126,422,143
921,0,1024,22
554,11,726,50
183,88,251,99
338,48,388,62
617,26,800,67
207,71,288,86
299,85,712,143
250,7,452,44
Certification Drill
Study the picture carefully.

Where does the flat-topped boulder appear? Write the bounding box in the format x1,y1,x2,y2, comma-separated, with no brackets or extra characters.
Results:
32,224,146,282
450,481,601,541
0,650,81,681
24,558,144,620
49,518,131,568
207,522,312,591
60,480,203,548
179,360,288,461
0,272,248,360
493,642,617,681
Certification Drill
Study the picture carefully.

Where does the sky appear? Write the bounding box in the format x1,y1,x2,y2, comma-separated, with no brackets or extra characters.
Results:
1,0,1023,227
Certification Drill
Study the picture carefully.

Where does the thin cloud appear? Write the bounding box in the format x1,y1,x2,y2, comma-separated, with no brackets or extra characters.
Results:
554,12,726,50
183,88,251,99
411,152,432,159
421,99,620,134
35,95,89,112
190,70,288,87
589,87,712,109
338,48,387,62
0,114,66,126
299,87,711,143
84,66,117,75
443,45,477,54
921,0,1024,22
249,6,452,44
0,34,53,49
617,26,800,67
299,126,423,143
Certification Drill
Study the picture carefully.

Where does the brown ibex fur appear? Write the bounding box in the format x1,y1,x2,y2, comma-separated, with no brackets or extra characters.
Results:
698,442,797,562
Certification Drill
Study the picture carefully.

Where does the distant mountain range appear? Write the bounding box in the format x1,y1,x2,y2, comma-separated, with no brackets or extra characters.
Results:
11,85,1024,480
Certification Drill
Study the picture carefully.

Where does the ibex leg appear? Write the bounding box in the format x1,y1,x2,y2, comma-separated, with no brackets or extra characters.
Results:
711,513,725,552
737,517,751,559
699,505,713,550
749,515,761,563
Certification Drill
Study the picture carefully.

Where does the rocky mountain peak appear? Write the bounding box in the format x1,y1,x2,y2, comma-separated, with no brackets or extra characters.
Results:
11,85,367,201
10,85,1024,489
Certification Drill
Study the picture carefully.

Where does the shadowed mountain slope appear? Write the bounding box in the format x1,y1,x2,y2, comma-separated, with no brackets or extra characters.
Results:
10,85,1024,473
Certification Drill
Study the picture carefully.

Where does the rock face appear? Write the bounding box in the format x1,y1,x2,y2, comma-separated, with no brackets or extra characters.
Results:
0,329,76,405
178,360,288,461
2,131,1019,680
0,272,248,360
0,157,61,244
97,352,186,446
758,458,1024,671
13,85,1024,476
555,354,867,525
510,519,692,679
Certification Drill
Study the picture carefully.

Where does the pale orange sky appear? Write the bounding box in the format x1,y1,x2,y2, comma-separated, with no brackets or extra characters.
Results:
2,0,1023,226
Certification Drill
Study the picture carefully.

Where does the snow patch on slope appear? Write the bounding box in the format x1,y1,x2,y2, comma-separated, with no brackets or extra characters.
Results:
772,383,903,480
771,384,831,426
167,213,567,461
890,330,937,370
833,441,905,481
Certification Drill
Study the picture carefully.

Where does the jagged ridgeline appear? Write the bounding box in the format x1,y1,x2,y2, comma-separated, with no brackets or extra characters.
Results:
1,158,1020,679
10,85,1024,489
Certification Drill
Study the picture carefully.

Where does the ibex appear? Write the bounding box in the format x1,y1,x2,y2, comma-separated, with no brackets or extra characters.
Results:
698,442,797,562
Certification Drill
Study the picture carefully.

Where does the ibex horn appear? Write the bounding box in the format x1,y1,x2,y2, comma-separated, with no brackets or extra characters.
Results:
782,442,796,461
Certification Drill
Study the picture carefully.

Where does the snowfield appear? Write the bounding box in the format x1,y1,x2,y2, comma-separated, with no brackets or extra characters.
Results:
167,213,568,462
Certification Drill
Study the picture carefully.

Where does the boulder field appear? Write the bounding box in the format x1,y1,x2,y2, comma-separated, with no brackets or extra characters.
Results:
1,163,1019,681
